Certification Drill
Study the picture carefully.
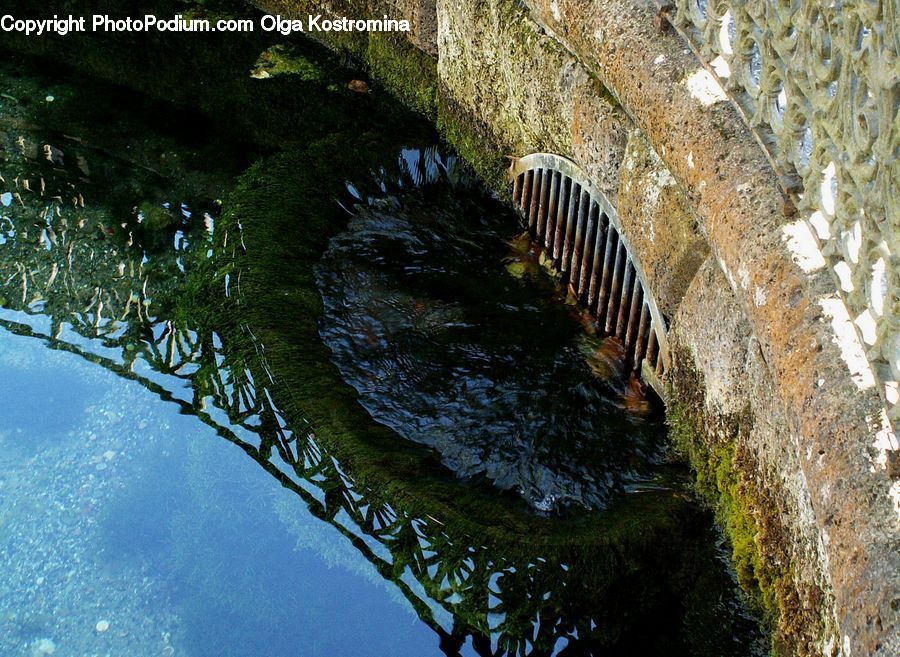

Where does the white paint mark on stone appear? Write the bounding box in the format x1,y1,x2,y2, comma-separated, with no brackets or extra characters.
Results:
819,296,876,391
869,409,897,474
754,286,767,306
886,382,898,405
808,210,831,240
684,68,728,105
854,309,877,345
550,0,562,21
710,55,731,78
718,11,734,55
845,219,862,264
719,257,737,291
781,219,826,273
687,150,694,169
834,261,854,292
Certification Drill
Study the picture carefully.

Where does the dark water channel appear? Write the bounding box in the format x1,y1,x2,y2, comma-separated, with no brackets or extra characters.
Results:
0,25,765,657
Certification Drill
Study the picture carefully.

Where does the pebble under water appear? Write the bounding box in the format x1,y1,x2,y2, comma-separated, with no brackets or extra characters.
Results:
0,29,767,657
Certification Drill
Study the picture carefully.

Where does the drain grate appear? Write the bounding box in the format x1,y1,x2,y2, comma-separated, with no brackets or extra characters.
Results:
509,153,670,397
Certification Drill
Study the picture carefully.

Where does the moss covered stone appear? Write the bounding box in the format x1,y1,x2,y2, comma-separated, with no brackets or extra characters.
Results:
668,346,827,657
365,31,438,117
436,88,510,195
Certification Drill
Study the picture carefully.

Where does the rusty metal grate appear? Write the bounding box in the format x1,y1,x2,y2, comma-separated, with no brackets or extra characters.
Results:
509,153,670,397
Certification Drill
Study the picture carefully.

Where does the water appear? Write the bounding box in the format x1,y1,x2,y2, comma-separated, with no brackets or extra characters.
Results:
0,29,765,657
314,169,666,512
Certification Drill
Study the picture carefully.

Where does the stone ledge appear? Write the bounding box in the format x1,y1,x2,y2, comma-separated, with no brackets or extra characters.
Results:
524,1,897,654
671,257,839,655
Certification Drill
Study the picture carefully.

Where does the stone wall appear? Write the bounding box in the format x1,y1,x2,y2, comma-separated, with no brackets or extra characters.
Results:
670,259,839,655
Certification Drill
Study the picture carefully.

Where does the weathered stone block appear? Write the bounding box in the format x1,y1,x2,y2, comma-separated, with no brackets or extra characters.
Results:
617,129,707,318
671,258,840,656
436,0,627,203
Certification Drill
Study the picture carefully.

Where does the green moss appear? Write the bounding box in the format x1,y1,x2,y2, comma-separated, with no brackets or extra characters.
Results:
366,32,438,117
137,202,178,231
670,404,779,619
437,89,510,195
249,44,326,80
667,350,828,657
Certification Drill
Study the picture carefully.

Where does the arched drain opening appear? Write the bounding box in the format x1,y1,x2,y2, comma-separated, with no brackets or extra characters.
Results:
510,153,670,398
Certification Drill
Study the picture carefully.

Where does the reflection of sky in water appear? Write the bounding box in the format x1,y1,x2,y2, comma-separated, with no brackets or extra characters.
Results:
0,328,449,657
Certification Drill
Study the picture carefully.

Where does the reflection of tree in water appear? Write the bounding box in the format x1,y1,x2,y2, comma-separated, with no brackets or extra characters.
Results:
0,95,764,656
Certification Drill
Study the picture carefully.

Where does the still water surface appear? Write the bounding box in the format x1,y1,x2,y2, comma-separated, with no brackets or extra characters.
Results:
0,34,765,657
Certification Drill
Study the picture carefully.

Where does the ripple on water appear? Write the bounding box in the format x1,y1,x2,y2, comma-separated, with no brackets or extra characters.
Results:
315,190,667,513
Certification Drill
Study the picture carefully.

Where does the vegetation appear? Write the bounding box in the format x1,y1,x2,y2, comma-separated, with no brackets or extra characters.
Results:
668,350,825,656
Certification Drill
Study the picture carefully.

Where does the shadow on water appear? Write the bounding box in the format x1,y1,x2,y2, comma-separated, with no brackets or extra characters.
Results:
0,22,766,657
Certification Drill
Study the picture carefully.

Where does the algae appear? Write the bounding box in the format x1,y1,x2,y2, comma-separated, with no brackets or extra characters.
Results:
667,346,827,657
180,136,766,654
